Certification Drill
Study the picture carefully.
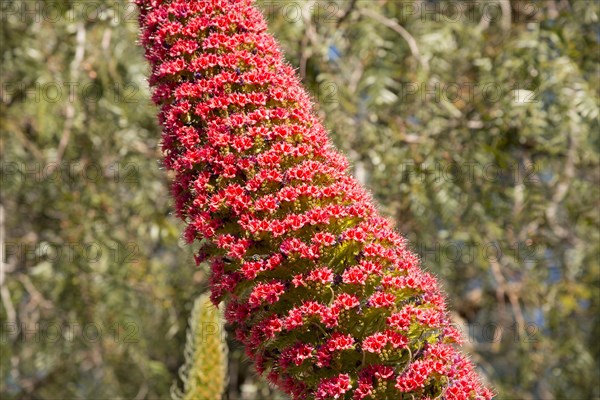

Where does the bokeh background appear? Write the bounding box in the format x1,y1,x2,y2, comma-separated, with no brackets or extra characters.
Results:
1,0,599,398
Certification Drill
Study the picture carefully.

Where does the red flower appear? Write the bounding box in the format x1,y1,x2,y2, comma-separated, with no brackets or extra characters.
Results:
385,330,408,349
335,293,360,310
241,260,262,280
262,315,283,339
284,307,304,330
369,292,396,308
312,232,337,247
307,267,334,285
388,305,417,330
326,332,355,352
353,380,374,400
342,266,369,285
282,343,314,367
137,0,493,398
316,374,352,400
362,332,388,354
396,360,432,392
248,281,285,308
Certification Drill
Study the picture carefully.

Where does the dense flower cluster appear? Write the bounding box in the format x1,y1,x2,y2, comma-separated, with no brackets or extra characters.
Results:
137,0,493,398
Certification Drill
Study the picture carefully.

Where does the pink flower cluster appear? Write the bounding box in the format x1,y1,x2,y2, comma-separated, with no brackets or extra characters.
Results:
137,0,493,398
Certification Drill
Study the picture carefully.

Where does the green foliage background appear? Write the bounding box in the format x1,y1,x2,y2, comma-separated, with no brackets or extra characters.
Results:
1,0,598,399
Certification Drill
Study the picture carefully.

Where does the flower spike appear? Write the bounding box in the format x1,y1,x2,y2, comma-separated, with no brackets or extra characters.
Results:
137,1,493,398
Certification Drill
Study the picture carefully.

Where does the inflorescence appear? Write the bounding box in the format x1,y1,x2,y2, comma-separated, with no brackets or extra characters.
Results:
137,1,493,398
